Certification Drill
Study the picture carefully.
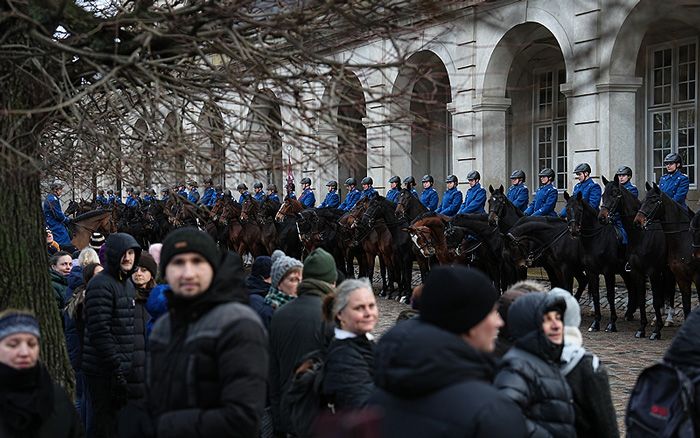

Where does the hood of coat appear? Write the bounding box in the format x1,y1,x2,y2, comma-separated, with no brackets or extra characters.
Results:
166,251,249,325
103,233,142,279
665,308,700,368
374,318,496,398
508,292,566,363
66,265,84,291
245,275,270,297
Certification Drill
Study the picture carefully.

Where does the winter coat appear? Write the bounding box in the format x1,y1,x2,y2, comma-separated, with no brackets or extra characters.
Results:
664,308,700,427
420,187,439,211
322,330,375,410
187,189,200,204
436,187,463,217
253,191,265,201
50,269,68,310
266,193,280,203
200,187,216,206
459,183,487,215
339,188,362,211
508,184,530,212
63,265,84,370
386,188,400,204
299,188,316,208
494,293,575,438
147,253,268,438
145,284,169,336
82,233,141,378
268,279,334,434
245,275,274,329
659,170,690,209
622,181,638,198
43,193,71,245
524,183,558,217
127,286,151,401
0,362,83,438
360,186,378,201
561,178,601,217
368,318,526,438
318,191,340,209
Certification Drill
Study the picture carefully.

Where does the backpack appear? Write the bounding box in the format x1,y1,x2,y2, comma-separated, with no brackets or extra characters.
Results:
282,349,330,437
626,361,699,438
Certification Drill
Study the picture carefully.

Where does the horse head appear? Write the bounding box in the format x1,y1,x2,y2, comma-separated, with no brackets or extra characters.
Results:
487,185,507,227
634,182,662,229
395,189,412,220
598,175,619,225
275,198,303,223
563,191,584,236
406,225,436,257
240,197,257,223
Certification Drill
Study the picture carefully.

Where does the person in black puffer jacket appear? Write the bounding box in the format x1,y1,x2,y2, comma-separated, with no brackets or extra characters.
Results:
322,278,377,410
82,233,141,438
368,266,526,438
494,292,575,438
664,308,700,431
127,252,157,402
246,255,274,329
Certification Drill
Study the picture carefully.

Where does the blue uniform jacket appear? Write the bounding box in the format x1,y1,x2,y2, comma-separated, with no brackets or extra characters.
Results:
507,184,529,211
360,187,378,201
386,188,400,204
267,193,280,203
178,189,188,198
253,191,265,202
436,187,463,216
420,187,439,211
339,189,362,211
659,171,689,209
458,183,487,215
524,183,558,217
318,191,340,208
239,192,250,204
187,189,200,204
200,187,216,206
125,195,139,208
107,195,116,204
96,195,108,207
299,188,315,208
43,194,71,245
411,188,419,198
143,195,154,204
623,181,638,199
561,178,601,217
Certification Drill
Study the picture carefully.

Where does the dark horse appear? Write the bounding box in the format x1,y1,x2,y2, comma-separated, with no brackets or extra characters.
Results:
634,182,700,328
487,185,524,231
565,191,644,334
274,198,303,260
599,175,674,339
296,208,348,275
395,188,431,283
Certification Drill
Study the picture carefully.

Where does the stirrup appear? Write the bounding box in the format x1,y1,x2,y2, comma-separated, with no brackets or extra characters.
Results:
624,262,632,272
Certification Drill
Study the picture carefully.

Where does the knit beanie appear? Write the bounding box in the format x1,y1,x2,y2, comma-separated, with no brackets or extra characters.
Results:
271,250,303,287
138,252,158,279
252,256,273,280
160,227,221,276
0,311,40,341
302,248,337,284
89,232,105,250
420,266,499,335
548,288,581,328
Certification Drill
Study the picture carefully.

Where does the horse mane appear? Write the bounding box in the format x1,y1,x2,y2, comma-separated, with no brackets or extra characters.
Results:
315,208,344,220
510,217,565,238
74,209,111,222
413,211,439,222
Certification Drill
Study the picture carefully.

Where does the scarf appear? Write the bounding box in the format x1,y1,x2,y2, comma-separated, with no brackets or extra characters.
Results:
264,286,295,310
296,278,335,297
0,362,54,435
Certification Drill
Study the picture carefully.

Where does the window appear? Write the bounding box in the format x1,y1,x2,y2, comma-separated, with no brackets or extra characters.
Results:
534,68,567,189
648,41,697,184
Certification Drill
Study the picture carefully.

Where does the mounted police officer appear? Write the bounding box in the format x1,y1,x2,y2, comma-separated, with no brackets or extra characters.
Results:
133,190,144,207
299,177,315,207
43,180,73,251
659,152,689,210
386,176,401,204
266,184,280,203
615,166,638,198
420,175,439,211
125,187,139,208
96,189,108,207
187,180,200,204
403,176,419,198
524,168,558,217
507,169,529,212
143,188,156,204
177,184,188,198
215,185,224,202
339,177,361,211
160,188,170,202
458,171,486,214
435,174,462,217
200,177,216,207
560,163,601,217
107,189,116,205
318,180,341,208
253,181,265,201
237,183,250,204
360,176,378,200
285,182,296,200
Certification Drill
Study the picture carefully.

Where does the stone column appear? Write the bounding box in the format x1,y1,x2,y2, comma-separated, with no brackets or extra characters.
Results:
472,96,511,189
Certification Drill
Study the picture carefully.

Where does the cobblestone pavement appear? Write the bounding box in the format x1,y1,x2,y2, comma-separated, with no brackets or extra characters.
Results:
367,269,698,435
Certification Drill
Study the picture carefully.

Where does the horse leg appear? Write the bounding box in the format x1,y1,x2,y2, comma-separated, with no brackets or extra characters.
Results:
650,270,672,340
588,273,601,332
573,268,588,301
378,256,388,298
604,272,619,332
678,276,693,322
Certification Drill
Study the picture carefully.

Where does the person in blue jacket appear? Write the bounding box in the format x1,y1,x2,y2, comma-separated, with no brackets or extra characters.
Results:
177,184,188,199
299,177,315,207
435,174,463,217
187,181,200,204
560,163,601,217
43,180,73,250
386,176,401,204
318,180,341,208
339,178,362,211
200,178,216,207
403,176,419,198
106,189,116,205
160,188,170,202
420,175,439,211
237,182,250,204
507,169,529,212
96,189,108,207
360,176,378,200
266,184,281,203
524,168,559,217
253,181,265,201
125,187,139,208
659,152,690,210
458,171,487,215
285,182,297,200
611,166,638,245
143,189,156,204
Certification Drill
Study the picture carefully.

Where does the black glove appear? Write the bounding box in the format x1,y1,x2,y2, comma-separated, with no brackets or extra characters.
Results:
111,373,129,409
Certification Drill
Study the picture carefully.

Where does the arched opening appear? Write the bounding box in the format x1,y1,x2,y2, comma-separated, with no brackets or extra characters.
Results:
336,74,367,181
244,91,283,190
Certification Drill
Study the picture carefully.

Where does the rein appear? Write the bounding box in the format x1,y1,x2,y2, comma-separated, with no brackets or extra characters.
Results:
511,226,569,266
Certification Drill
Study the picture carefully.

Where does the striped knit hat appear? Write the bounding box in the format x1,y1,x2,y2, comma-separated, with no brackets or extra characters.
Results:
89,232,106,250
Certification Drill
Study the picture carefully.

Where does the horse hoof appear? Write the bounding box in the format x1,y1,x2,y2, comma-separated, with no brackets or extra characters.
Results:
588,321,600,332
605,322,617,333
649,332,661,340
635,330,645,339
